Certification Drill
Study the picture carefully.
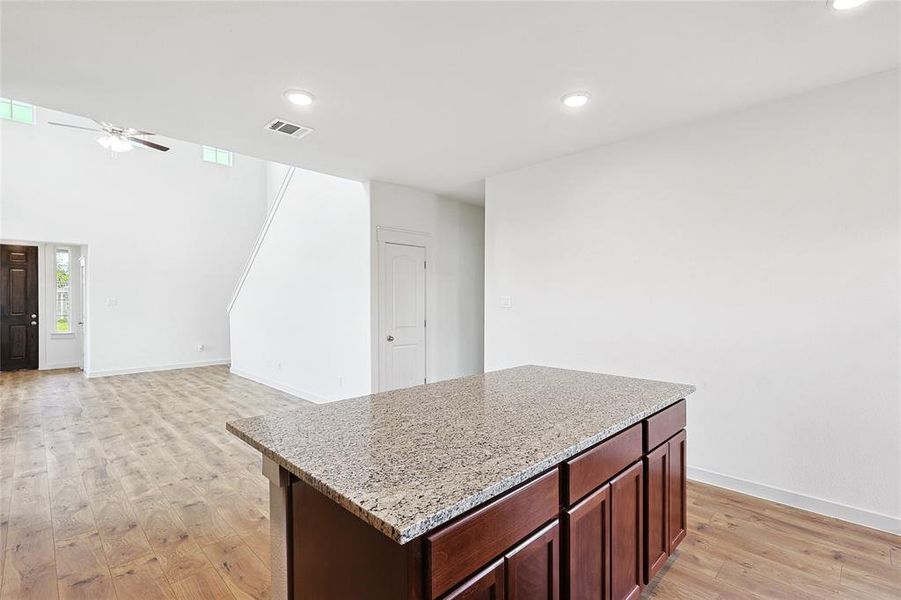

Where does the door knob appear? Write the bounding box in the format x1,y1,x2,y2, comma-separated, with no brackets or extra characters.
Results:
386,335,395,342
31,321,37,326
31,314,37,319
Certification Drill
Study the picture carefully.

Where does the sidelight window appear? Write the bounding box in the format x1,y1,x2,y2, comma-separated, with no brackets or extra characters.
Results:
55,248,71,333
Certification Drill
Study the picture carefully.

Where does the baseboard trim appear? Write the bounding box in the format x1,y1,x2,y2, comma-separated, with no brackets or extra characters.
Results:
40,361,82,371
228,366,330,404
687,466,901,535
85,359,231,378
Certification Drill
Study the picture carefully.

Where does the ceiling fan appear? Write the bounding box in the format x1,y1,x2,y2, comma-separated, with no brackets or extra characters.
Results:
47,118,170,153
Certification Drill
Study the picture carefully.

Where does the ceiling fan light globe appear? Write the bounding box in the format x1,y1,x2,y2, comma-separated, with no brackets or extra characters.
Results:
98,134,133,153
828,0,869,10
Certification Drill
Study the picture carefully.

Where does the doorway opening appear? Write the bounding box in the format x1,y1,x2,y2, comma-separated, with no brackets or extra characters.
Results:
0,241,87,372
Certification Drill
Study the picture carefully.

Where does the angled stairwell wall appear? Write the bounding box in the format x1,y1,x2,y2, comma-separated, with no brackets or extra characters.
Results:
228,164,371,403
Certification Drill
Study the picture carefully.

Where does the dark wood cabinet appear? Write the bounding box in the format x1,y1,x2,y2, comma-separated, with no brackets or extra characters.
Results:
564,484,611,600
505,520,560,600
610,462,643,600
562,403,688,600
443,520,560,600
643,400,685,453
444,559,505,600
643,429,687,584
427,471,559,599
643,442,668,584
283,401,687,600
563,424,641,505
667,430,687,553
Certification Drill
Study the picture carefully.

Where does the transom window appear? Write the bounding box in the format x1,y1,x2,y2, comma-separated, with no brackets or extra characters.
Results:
55,249,71,333
202,145,233,166
0,98,35,124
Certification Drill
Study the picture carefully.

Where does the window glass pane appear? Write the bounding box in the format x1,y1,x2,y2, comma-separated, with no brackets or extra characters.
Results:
11,102,34,124
216,149,231,166
0,99,11,120
202,145,217,162
55,249,71,333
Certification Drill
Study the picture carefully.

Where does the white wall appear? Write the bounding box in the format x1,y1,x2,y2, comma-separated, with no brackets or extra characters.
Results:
229,167,371,403
369,181,485,390
485,71,900,532
1,106,268,375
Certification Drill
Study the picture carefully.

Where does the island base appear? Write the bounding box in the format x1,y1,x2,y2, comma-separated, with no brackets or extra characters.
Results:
261,399,687,600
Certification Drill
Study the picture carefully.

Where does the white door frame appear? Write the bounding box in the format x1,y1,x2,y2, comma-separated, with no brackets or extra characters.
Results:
78,254,87,370
375,226,431,392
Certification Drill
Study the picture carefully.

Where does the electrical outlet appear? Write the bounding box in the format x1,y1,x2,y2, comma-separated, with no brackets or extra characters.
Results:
197,344,205,352
500,295,513,308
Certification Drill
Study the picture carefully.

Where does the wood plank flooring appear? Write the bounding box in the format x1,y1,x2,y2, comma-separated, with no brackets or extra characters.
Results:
1,366,298,600
1,366,899,599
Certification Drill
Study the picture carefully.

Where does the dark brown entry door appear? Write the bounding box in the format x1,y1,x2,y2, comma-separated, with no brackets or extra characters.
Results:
1,244,39,370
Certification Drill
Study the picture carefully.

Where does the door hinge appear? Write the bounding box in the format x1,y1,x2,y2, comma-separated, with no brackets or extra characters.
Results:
424,319,427,328
424,260,427,269
424,378,427,384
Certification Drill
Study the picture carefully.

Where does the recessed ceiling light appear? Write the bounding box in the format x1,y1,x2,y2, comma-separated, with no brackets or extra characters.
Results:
561,91,590,108
828,0,870,10
285,90,315,106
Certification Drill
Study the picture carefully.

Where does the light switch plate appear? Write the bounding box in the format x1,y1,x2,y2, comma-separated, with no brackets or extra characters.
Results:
500,295,512,308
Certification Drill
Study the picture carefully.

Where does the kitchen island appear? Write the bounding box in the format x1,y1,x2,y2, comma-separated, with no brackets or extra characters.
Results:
227,365,695,600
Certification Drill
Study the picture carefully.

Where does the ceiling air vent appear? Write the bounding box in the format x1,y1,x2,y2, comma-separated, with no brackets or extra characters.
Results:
264,118,314,139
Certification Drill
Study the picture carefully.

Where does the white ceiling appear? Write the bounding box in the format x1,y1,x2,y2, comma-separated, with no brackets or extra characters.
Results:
1,1,898,203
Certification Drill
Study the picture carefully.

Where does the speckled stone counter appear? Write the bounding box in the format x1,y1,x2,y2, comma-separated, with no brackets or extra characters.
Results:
227,365,694,545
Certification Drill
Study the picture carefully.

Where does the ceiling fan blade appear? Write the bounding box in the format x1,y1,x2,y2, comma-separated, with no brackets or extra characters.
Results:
127,137,170,152
47,121,104,132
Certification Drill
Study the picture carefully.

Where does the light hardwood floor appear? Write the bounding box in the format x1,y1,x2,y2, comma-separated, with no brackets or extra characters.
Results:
1,366,899,599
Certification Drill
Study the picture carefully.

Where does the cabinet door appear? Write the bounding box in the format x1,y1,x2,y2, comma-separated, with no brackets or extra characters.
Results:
564,484,610,600
505,520,560,600
610,462,643,600
443,559,505,600
644,443,668,584
667,430,687,553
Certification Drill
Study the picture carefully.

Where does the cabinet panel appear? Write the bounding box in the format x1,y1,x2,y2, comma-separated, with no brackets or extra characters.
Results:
427,470,559,599
564,484,610,600
291,478,421,600
610,462,643,600
667,430,687,553
443,559,504,600
505,520,560,600
643,443,668,584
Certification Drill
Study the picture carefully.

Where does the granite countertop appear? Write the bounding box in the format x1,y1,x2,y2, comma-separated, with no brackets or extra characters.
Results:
227,365,695,544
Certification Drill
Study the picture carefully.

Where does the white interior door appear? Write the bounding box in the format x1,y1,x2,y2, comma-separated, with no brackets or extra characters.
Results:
379,242,426,391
